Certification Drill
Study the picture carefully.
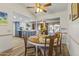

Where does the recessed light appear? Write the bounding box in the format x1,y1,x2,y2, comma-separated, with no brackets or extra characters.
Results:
13,16,16,19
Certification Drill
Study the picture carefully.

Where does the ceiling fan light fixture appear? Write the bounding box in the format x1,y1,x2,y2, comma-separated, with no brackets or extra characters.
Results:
36,8,43,12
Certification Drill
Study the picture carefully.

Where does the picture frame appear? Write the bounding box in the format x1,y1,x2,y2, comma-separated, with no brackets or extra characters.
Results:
71,3,79,21
0,11,8,25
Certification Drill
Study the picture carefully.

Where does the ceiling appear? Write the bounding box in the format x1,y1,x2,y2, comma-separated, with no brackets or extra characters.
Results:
23,3,68,16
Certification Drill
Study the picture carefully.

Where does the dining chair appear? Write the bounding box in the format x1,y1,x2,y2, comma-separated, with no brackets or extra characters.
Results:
39,32,62,56
48,35,56,56
23,36,36,56
38,35,55,56
48,32,62,56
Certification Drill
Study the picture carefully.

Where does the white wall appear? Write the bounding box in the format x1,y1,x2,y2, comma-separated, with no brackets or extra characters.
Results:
67,18,79,56
63,4,79,56
0,35,12,52
0,4,33,52
0,11,13,52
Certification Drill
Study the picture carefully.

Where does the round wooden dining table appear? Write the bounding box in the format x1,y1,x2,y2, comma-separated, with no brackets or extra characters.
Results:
28,35,50,56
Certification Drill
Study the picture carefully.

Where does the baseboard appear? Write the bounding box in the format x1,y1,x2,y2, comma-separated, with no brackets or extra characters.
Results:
0,48,13,53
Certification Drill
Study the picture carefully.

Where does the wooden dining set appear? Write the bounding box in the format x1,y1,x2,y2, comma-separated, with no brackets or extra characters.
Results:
23,32,62,56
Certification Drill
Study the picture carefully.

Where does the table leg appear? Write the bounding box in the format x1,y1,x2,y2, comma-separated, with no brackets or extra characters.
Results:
39,47,44,56
35,46,38,56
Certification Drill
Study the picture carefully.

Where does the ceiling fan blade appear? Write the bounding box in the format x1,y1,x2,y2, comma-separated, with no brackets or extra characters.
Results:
43,9,47,13
26,7,34,8
35,3,41,7
44,3,52,7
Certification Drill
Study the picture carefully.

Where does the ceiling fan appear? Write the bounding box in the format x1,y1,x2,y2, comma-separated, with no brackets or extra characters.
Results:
26,3,52,13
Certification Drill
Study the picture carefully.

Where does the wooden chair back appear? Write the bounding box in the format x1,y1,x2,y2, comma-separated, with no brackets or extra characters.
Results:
23,36,28,56
48,32,62,56
48,35,56,56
